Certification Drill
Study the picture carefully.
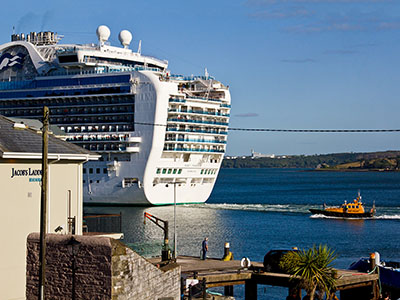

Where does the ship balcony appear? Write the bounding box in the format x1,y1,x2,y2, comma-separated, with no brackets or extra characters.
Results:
169,98,186,104
163,147,225,153
186,96,223,103
166,128,228,135
66,134,131,143
126,146,140,153
167,118,229,127
169,96,228,105
164,138,227,145
220,104,231,108
168,109,230,118
82,143,131,152
127,136,142,143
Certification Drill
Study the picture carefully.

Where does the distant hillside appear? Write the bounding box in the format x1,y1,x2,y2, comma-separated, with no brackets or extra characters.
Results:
221,151,400,170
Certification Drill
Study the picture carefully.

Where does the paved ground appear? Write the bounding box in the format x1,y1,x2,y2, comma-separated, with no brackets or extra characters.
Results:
149,255,263,273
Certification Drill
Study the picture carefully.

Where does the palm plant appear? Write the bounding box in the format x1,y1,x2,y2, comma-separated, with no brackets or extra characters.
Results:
280,245,337,300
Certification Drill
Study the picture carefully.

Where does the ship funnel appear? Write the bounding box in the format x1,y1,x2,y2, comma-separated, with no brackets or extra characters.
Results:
118,30,132,48
96,25,111,46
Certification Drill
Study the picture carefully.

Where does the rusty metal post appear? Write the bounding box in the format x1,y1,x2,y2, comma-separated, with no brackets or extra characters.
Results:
188,285,193,300
369,253,380,300
202,278,207,300
38,106,49,299
369,253,376,273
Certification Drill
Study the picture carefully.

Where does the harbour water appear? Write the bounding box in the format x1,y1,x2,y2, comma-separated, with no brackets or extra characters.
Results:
84,168,400,299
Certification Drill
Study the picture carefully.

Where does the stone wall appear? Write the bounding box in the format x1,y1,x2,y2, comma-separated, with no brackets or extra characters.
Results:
111,239,181,299
26,233,181,300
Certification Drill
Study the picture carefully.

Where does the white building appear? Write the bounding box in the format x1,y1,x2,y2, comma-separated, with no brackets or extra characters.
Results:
251,149,275,159
0,116,99,300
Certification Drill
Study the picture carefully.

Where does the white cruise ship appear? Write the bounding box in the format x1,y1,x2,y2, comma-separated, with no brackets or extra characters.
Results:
0,26,231,205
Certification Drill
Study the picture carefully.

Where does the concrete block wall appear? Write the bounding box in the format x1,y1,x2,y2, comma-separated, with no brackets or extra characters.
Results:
26,233,181,300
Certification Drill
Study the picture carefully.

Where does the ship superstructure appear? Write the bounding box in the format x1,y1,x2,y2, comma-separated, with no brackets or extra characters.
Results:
0,26,231,205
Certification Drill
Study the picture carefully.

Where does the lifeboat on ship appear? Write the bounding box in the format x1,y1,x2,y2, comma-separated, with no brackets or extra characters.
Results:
309,192,375,218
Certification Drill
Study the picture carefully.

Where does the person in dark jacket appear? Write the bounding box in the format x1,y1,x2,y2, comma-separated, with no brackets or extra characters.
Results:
201,237,208,260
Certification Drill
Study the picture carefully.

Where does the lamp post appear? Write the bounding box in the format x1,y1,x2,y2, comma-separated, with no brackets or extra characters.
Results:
166,181,183,260
67,236,81,300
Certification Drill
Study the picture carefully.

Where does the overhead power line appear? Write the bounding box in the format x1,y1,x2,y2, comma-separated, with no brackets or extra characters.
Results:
134,122,400,133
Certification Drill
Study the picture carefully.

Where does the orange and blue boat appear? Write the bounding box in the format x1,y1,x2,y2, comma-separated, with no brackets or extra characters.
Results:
309,192,375,218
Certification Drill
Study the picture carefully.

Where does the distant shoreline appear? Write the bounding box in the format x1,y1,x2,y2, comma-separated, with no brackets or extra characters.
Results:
221,166,400,172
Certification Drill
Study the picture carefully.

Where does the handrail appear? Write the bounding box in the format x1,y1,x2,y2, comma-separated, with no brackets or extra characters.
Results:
166,128,228,135
163,148,224,153
165,138,226,144
168,109,230,117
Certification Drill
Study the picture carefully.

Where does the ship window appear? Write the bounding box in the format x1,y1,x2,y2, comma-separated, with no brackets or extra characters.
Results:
96,180,99,183
178,169,182,174
83,180,86,183
201,169,204,174
123,178,138,188
157,168,161,174
96,168,100,174
356,206,359,208
168,169,172,174
173,169,177,174
103,168,107,174
90,180,93,183
162,169,167,174
89,168,93,174
83,168,86,174
58,54,78,63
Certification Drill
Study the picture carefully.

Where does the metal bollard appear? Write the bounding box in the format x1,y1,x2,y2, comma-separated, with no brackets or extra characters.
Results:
224,242,230,258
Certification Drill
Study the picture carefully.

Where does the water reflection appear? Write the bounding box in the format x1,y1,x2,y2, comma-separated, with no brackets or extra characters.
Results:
84,205,227,258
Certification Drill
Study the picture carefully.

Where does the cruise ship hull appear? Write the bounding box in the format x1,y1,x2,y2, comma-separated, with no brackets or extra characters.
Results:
0,27,231,206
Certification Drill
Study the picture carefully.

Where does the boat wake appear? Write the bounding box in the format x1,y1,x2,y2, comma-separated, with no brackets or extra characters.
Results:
190,203,314,214
186,203,400,219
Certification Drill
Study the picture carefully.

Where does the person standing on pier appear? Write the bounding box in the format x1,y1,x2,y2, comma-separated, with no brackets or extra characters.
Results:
201,237,208,260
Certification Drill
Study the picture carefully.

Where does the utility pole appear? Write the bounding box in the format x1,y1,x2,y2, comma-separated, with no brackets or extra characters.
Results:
38,106,49,299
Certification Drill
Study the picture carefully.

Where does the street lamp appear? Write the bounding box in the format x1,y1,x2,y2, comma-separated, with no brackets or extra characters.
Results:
165,181,184,260
67,236,81,300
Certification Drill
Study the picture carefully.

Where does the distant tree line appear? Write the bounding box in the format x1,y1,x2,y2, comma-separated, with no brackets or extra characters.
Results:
221,151,400,170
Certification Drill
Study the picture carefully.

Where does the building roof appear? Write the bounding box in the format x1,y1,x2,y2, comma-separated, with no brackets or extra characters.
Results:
8,117,65,135
0,115,99,160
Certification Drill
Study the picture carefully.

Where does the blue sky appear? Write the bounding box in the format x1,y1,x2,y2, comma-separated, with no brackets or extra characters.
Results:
1,0,400,155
